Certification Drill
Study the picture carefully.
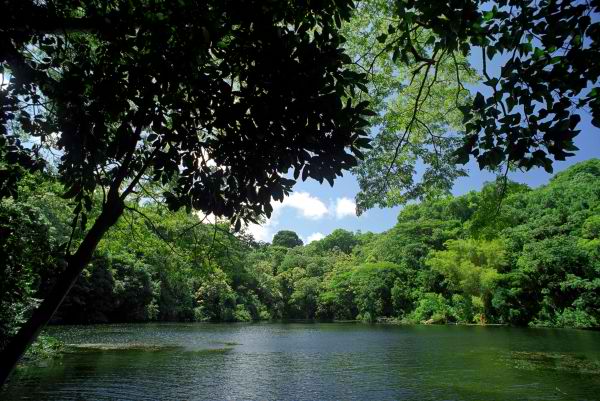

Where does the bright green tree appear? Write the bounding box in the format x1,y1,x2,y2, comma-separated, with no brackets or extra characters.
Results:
427,239,506,322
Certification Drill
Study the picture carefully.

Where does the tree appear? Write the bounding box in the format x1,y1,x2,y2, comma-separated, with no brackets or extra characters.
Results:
467,180,530,240
3,158,600,361
314,229,357,254
410,293,451,324
351,0,600,210
426,239,506,322
272,230,304,248
342,0,476,211
195,268,236,322
499,236,596,327
318,262,357,320
290,276,321,319
0,0,373,383
351,262,404,321
0,200,56,349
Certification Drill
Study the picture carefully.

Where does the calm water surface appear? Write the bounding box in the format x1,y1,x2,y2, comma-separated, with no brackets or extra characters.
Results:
2,323,600,401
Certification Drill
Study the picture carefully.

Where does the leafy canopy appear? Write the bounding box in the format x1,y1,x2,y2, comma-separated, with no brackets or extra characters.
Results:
349,0,600,210
342,0,476,211
1,0,372,230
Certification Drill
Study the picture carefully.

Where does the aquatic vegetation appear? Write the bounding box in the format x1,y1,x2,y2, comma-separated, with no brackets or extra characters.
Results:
209,341,241,347
68,343,183,353
189,348,234,355
506,351,600,375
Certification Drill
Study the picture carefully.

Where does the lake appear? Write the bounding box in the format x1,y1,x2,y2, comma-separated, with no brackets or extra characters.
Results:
1,323,600,401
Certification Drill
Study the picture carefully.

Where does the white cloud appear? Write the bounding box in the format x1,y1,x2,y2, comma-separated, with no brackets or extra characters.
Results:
245,206,283,243
244,191,329,242
195,192,357,242
197,209,278,243
334,197,357,219
282,191,329,220
306,232,325,243
246,220,276,242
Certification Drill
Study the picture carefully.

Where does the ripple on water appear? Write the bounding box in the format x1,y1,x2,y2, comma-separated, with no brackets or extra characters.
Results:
2,323,600,401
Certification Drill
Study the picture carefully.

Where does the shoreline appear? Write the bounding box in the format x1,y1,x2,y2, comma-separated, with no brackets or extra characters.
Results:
43,319,599,330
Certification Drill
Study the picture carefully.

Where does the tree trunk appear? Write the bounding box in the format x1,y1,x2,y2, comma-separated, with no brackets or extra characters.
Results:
0,200,124,386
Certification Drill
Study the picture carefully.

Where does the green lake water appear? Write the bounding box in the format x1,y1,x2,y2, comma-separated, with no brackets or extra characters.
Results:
2,323,600,401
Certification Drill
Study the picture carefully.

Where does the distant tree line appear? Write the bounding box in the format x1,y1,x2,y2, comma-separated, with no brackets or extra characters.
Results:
2,159,599,343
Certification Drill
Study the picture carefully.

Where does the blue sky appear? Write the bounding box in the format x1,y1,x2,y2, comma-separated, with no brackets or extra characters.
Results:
248,50,600,244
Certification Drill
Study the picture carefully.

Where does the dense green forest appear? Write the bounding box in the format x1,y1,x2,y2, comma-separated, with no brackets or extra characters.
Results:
2,0,599,389
2,159,599,346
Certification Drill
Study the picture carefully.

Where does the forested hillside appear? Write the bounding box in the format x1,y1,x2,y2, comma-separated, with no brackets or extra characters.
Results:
2,160,600,346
